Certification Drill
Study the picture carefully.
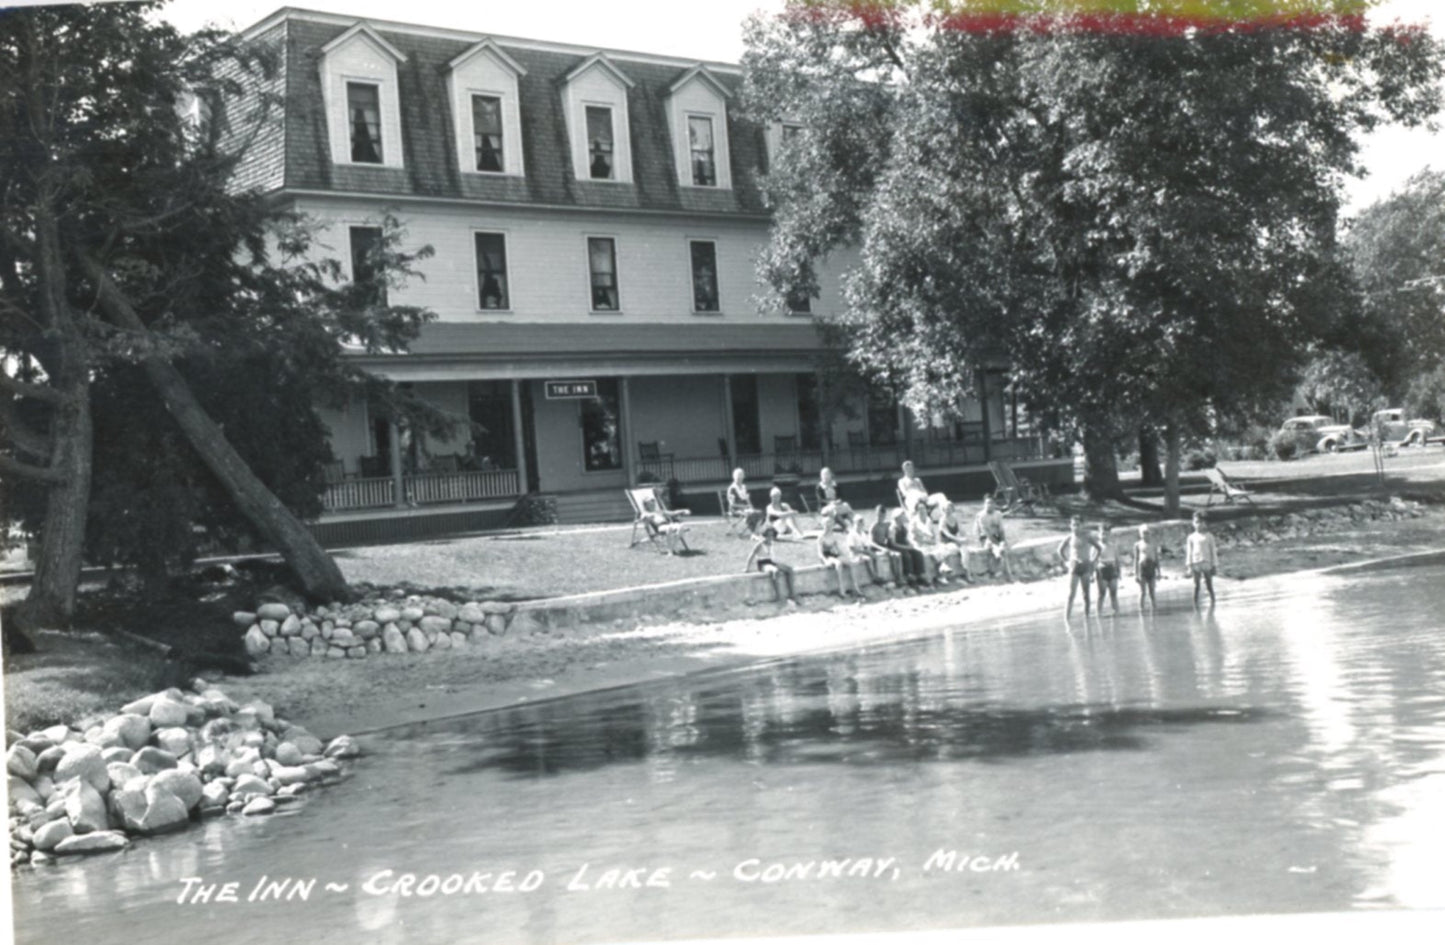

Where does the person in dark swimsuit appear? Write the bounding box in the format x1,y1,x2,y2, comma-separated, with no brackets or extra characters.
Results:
744,526,798,606
1057,516,1101,617
873,505,926,588
1133,523,1159,613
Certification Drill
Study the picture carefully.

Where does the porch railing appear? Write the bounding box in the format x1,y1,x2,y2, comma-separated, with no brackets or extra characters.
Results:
638,436,1046,486
323,468,521,512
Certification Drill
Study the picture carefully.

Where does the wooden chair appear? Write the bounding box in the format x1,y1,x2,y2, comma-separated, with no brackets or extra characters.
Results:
988,460,1048,515
637,441,674,478
322,460,347,484
430,454,460,473
627,486,691,553
717,484,761,537
1205,467,1254,506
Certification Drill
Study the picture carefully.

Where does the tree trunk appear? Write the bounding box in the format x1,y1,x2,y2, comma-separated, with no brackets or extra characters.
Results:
1082,425,1121,500
1138,426,1164,487
82,256,352,604
1163,422,1182,517
15,374,91,631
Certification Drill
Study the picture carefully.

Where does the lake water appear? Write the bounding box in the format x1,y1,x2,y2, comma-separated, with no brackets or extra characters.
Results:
12,558,1445,944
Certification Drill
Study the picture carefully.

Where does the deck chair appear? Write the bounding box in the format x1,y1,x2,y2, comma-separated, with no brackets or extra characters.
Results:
717,487,755,536
1205,467,1254,507
627,486,691,553
989,460,1048,515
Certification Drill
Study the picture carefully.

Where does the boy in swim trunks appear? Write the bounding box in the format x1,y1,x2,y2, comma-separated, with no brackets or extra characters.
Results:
744,526,798,606
1094,523,1121,614
1185,511,1218,608
1133,523,1159,612
1057,516,1101,617
973,495,1014,581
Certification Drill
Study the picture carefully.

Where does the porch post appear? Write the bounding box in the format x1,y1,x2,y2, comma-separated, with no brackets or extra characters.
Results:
898,401,913,464
816,369,831,467
721,374,737,472
976,369,992,463
620,376,636,485
510,379,528,495
389,420,405,508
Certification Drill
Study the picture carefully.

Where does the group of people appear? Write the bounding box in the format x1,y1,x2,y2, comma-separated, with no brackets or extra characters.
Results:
736,463,1016,605
1057,511,1218,617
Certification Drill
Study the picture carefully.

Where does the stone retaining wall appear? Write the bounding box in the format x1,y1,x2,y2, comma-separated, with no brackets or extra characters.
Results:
239,497,1429,662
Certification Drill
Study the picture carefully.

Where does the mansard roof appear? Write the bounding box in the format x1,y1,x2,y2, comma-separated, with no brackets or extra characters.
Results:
249,10,770,216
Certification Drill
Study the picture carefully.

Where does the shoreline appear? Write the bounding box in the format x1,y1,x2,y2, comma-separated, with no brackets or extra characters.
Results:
240,513,1445,738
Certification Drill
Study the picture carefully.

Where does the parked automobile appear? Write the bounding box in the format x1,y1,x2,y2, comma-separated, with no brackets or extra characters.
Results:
1278,415,1368,454
1371,408,1439,446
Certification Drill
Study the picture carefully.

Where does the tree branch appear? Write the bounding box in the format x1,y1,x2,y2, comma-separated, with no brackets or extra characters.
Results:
0,396,53,455
0,452,66,483
0,370,69,405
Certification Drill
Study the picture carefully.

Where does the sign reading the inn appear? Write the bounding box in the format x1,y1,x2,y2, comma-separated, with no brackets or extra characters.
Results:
544,380,599,400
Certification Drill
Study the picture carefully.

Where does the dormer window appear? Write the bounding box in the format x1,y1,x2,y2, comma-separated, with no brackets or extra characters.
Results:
448,39,526,178
319,23,406,169
688,116,716,186
562,53,634,184
347,83,383,163
586,107,615,180
472,95,503,172
666,65,732,190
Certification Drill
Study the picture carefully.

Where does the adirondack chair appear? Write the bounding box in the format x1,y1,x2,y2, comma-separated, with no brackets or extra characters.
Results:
1205,467,1254,506
988,460,1048,515
627,486,690,553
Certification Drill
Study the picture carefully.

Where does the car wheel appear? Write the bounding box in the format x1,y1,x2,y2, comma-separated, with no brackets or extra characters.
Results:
1406,429,1424,447
1324,440,1338,453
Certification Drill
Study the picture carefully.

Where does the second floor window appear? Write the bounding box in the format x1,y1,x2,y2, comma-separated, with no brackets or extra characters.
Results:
349,226,387,307
688,116,716,186
588,237,619,311
347,82,382,164
475,232,510,310
586,106,614,180
690,240,719,313
472,95,504,172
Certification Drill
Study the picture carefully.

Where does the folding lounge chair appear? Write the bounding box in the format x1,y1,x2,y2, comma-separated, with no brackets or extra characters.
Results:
716,486,759,537
627,486,691,553
988,460,1048,515
1205,467,1254,507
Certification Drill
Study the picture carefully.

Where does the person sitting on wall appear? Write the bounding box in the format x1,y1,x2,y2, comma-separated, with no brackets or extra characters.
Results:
816,504,867,599
766,486,805,539
973,495,1015,582
727,468,765,534
897,460,929,512
744,526,799,607
909,500,956,585
873,504,926,589
849,508,903,589
934,501,972,582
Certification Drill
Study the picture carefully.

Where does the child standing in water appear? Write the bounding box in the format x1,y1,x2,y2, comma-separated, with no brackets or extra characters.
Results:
1133,524,1159,612
1185,511,1218,608
1057,516,1101,617
1094,523,1121,615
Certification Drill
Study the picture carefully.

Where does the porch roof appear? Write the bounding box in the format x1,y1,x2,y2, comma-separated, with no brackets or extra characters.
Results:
350,321,827,380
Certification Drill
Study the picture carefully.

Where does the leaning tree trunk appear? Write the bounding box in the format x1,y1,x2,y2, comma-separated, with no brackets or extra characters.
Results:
1081,425,1122,500
1163,422,1183,517
15,373,91,631
1138,426,1164,487
82,256,352,604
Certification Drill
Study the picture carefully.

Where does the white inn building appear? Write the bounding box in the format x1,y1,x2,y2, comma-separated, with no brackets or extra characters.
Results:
226,7,1067,543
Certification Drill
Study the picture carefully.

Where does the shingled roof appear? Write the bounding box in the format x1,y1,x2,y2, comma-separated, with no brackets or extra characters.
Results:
255,11,772,216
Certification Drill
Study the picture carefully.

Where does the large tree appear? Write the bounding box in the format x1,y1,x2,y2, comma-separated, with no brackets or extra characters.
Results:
1,3,436,628
742,0,1442,509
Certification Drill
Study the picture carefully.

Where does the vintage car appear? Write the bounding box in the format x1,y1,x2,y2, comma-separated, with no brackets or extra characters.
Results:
1371,409,1440,446
1278,415,1368,454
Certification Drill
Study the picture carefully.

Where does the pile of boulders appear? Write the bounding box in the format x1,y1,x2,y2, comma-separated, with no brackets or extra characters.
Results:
6,681,360,867
240,595,517,660
1211,497,1427,547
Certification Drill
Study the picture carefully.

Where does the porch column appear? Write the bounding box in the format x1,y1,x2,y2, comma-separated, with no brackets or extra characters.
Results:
898,401,913,464
976,369,992,463
620,376,636,485
816,369,831,467
721,374,737,472
509,379,528,495
389,420,405,508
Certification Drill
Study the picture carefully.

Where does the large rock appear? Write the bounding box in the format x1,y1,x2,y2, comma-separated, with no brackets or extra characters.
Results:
485,613,509,635
147,698,189,728
153,727,192,757
279,614,302,637
239,701,275,727
373,605,401,624
9,776,42,807
7,743,38,780
457,603,486,624
242,797,276,816
427,599,459,620
310,637,329,657
259,619,280,638
274,742,304,766
255,602,292,621
106,762,144,787
109,784,149,832
329,628,358,647
449,632,468,649
132,746,178,774
480,600,515,616
54,744,110,794
100,746,134,765
271,765,311,786
230,773,273,799
224,748,261,778
405,626,430,653
136,784,190,835
32,818,73,852
400,605,426,623
243,625,271,657
151,768,204,811
120,694,158,716
432,631,452,651
382,624,407,654
352,620,380,640
419,615,453,636
54,831,130,855
199,781,230,811
63,781,108,834
324,735,361,759
232,611,257,628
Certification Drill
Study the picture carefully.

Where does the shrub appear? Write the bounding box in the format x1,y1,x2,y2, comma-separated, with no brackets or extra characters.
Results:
1269,430,1300,461
1184,446,1217,470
